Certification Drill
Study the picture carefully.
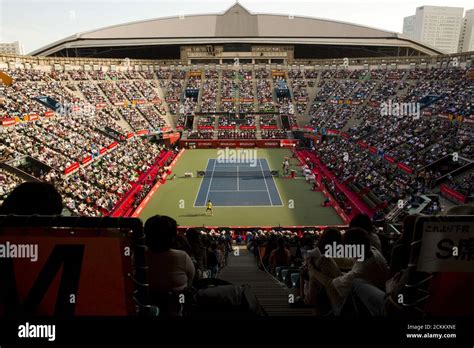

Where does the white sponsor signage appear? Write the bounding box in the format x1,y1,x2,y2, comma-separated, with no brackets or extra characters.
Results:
417,221,474,272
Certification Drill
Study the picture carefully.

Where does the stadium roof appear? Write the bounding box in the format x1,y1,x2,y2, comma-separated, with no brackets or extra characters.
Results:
30,3,442,58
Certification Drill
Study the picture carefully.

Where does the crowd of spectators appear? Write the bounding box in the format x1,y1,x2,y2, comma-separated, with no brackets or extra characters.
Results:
0,168,23,206
201,69,218,113
0,66,176,216
217,130,256,139
188,130,213,139
445,172,473,200
261,130,287,139
220,70,237,113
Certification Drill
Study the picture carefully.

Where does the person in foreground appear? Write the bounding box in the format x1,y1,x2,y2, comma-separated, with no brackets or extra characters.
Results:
145,215,195,315
0,182,63,215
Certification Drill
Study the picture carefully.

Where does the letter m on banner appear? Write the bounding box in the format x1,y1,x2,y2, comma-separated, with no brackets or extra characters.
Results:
0,223,136,317
0,242,84,317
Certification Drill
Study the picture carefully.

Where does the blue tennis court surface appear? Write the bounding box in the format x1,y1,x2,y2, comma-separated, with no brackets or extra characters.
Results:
194,158,283,207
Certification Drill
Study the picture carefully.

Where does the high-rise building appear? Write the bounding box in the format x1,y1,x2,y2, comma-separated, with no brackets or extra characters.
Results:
403,15,416,38
0,41,24,55
458,9,474,52
402,6,464,54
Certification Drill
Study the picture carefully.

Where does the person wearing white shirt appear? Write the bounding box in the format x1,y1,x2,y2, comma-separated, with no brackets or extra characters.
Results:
308,228,389,314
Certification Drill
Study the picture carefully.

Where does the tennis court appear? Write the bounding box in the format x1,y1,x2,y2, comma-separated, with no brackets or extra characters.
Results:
138,148,343,227
194,158,283,207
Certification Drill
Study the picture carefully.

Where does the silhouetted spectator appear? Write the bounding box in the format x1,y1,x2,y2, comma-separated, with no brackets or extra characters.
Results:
0,182,62,215
145,215,195,297
349,214,382,251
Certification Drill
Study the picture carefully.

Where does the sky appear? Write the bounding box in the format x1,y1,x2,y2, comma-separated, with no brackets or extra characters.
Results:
0,0,473,54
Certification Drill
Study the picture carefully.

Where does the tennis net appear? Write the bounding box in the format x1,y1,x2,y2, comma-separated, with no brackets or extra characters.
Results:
197,170,278,178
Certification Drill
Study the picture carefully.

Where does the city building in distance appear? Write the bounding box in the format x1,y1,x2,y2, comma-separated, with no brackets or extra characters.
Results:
403,6,464,54
459,9,474,52
0,41,24,55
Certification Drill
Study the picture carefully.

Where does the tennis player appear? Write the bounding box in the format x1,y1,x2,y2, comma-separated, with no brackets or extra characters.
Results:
206,199,213,216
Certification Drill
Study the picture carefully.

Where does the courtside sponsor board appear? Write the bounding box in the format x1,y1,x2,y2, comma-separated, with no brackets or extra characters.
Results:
417,217,474,273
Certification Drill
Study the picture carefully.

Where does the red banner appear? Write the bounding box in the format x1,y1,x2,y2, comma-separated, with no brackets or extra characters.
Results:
261,141,280,148
341,132,350,139
280,139,296,148
218,126,235,130
107,142,118,150
82,156,92,165
217,141,238,147
64,162,80,175
440,184,467,203
44,111,54,117
163,132,180,144
127,133,134,139
28,114,39,121
384,155,395,164
397,162,413,174
238,142,257,147
357,140,368,149
327,129,340,135
464,118,474,124
176,126,184,131
262,125,278,130
95,103,106,109
240,125,256,130
131,150,181,217
198,125,214,130
369,101,380,107
1,118,16,126
195,142,214,148
181,140,289,148
99,147,107,155
0,228,134,316
369,147,377,154
136,129,149,135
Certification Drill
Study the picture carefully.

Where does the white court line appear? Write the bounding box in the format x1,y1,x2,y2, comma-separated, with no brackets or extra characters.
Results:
209,190,269,192
193,158,210,207
259,159,273,206
193,204,285,208
272,177,285,207
204,159,216,204
236,165,239,191
260,158,284,207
